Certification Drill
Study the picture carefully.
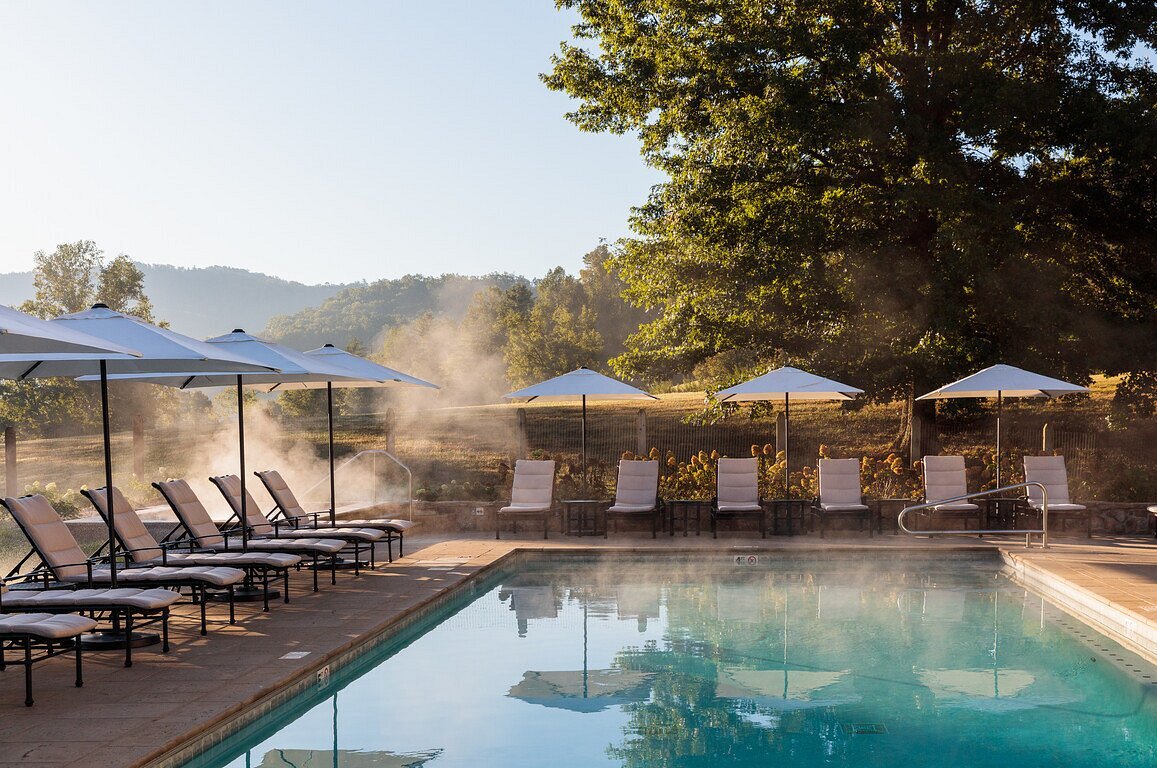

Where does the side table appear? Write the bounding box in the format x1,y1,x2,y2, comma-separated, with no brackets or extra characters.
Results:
874,498,914,535
666,499,708,536
561,499,606,537
768,499,810,535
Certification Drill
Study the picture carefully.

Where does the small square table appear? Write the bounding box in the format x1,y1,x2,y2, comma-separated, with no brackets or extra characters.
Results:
666,499,709,536
561,499,606,537
767,499,810,535
874,498,915,535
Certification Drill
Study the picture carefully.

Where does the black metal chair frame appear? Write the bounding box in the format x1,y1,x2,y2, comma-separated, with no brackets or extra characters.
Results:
0,625,85,707
254,470,401,561
153,480,339,593
209,475,374,575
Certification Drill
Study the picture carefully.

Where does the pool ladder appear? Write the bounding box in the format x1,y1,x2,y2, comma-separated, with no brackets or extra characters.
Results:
897,482,1050,548
301,450,414,521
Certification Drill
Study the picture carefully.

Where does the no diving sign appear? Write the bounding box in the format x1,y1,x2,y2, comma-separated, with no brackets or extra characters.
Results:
733,555,763,566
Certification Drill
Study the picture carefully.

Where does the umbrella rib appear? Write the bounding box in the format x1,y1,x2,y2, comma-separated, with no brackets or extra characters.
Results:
17,361,42,380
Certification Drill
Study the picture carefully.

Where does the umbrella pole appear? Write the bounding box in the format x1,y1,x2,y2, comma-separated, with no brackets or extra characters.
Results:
581,394,587,483
100,360,117,587
784,393,790,498
995,391,1002,489
328,382,337,527
237,376,248,549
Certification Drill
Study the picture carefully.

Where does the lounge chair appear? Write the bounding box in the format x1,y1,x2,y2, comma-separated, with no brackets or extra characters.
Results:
812,458,873,538
604,460,662,538
82,487,302,611
496,460,555,539
921,456,983,531
0,608,97,706
153,479,344,592
254,469,412,557
1,494,244,636
0,575,179,669
1023,455,1092,537
712,457,766,538
210,475,384,572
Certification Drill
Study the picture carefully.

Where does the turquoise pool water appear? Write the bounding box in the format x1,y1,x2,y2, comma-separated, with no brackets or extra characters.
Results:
185,555,1157,767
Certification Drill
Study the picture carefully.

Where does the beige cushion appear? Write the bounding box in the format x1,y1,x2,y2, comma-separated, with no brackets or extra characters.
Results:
509,460,555,507
818,458,863,507
1,587,181,611
0,612,98,639
86,487,164,562
1023,455,1083,509
613,460,659,510
923,456,970,503
3,494,97,581
155,479,227,547
717,458,759,507
91,486,302,568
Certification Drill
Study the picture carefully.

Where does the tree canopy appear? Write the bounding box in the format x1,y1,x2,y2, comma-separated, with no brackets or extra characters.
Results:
544,1,1157,397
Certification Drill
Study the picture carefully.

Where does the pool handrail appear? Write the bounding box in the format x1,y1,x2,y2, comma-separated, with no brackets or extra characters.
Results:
299,450,413,522
897,481,1049,548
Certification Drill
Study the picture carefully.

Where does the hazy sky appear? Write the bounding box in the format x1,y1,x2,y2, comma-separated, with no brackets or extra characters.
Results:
0,2,661,285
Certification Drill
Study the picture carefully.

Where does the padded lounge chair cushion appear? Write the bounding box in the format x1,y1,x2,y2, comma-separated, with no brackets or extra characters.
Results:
1023,456,1085,509
717,458,760,509
256,470,414,533
507,460,555,508
0,612,98,639
608,461,659,513
923,456,975,509
818,458,863,507
213,475,384,542
156,479,346,555
3,494,94,582
87,487,301,569
1,587,181,611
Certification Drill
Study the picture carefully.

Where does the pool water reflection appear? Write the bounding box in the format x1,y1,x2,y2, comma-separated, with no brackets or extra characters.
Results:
191,556,1157,768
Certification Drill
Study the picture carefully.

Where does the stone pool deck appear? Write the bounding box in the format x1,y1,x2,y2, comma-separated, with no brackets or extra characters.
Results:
1,532,1156,768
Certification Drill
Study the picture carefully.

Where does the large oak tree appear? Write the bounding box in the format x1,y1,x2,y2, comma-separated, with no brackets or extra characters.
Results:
544,1,1157,401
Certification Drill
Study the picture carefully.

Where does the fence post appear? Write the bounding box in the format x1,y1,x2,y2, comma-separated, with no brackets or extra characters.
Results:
516,408,527,459
775,412,787,458
4,426,15,498
1041,422,1053,453
384,408,396,452
132,414,145,478
636,409,647,456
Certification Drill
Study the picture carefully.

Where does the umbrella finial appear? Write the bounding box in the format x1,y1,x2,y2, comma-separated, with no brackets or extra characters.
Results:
323,343,336,348
232,328,245,334
92,302,109,309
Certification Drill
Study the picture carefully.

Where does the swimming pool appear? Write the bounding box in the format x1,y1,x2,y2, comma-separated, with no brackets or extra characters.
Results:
181,554,1157,767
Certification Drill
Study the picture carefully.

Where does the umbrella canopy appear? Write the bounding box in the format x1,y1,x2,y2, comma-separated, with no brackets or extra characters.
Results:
715,666,857,711
715,367,863,495
12,305,275,585
0,304,141,373
508,668,653,712
269,343,439,525
83,330,363,546
504,367,656,472
917,364,1088,486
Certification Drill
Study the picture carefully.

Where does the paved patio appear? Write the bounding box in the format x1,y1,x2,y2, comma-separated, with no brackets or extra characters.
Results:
1,531,1155,768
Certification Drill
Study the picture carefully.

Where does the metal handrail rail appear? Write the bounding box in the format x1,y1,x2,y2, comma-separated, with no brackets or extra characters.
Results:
897,482,1050,548
301,450,414,521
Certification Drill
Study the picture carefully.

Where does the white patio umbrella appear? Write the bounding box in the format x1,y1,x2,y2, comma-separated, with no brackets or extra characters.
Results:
85,330,362,547
917,364,1088,487
716,366,863,493
504,367,656,473
267,344,439,526
0,304,141,368
14,305,275,586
